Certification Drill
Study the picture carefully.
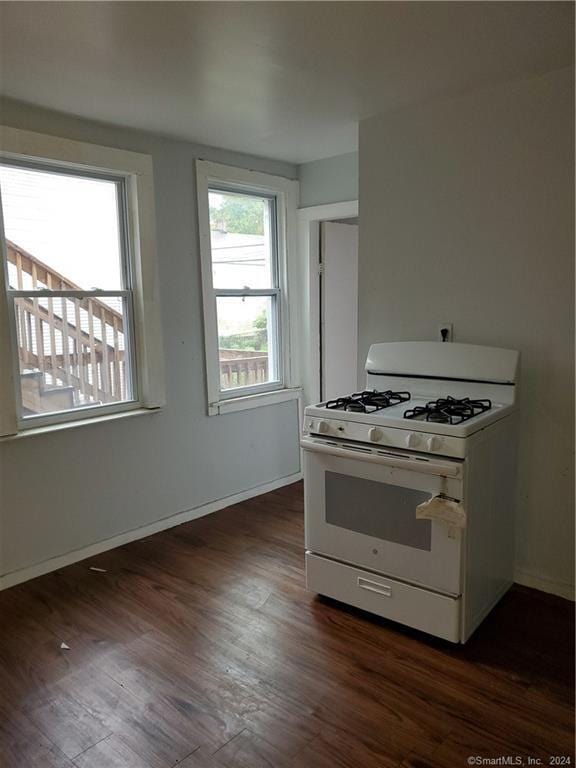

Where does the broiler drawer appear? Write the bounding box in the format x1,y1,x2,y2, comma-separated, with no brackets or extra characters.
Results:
306,552,461,642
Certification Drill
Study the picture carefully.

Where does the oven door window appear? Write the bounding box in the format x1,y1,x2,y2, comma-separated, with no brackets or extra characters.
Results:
325,471,432,551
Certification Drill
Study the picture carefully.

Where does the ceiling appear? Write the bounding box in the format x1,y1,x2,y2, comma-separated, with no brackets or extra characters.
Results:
0,2,573,164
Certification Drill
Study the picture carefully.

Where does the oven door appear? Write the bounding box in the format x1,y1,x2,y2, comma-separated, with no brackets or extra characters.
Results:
302,436,464,595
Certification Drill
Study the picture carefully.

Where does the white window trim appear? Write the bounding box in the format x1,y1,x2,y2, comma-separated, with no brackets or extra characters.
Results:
0,126,165,436
196,160,300,416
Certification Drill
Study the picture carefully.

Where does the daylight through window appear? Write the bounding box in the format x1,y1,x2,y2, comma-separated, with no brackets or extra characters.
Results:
0,162,137,422
208,188,281,393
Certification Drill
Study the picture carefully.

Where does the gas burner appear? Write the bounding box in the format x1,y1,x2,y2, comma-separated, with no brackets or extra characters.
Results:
404,396,492,425
326,390,411,414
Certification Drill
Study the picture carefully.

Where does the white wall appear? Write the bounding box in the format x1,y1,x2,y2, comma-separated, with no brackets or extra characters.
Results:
0,99,301,584
298,152,358,208
321,221,359,400
359,68,574,599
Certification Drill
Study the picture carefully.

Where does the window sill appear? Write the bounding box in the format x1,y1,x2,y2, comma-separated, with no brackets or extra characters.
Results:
210,387,302,416
0,406,162,442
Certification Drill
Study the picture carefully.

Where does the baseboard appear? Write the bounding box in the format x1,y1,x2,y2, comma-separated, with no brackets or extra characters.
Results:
0,471,303,592
514,570,575,601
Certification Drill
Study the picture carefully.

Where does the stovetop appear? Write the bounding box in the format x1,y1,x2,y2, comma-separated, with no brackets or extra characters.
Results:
404,396,492,425
306,390,514,439
325,391,494,425
326,390,410,413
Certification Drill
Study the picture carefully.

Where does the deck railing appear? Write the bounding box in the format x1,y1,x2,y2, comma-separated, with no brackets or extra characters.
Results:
6,240,126,413
7,239,271,412
219,349,269,389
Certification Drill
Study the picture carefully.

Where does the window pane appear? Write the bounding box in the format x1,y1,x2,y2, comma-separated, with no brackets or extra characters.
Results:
0,164,123,290
14,294,134,418
209,190,275,289
217,296,279,391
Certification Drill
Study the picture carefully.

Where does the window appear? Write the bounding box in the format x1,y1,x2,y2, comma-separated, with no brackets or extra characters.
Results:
1,162,136,420
196,161,299,415
211,189,281,392
0,126,164,435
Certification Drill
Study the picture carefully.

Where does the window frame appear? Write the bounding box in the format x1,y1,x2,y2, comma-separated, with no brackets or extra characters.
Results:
1,160,139,427
196,160,300,416
0,126,165,436
211,185,283,399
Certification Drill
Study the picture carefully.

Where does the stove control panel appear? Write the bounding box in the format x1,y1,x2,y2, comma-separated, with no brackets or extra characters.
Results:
305,419,465,458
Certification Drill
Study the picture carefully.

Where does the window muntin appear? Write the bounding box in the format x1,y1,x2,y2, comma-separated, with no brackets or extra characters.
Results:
208,185,282,395
0,161,137,423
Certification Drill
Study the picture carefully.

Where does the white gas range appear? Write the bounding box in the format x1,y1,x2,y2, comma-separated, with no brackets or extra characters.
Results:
302,341,520,643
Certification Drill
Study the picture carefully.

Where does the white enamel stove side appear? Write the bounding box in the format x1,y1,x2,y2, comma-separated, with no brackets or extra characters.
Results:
304,416,467,459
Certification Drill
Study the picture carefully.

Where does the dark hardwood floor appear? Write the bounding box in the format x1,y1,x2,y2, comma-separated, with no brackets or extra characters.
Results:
0,481,573,767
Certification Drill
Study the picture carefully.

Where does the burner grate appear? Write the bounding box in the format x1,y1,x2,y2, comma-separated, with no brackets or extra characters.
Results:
326,390,410,414
404,396,492,425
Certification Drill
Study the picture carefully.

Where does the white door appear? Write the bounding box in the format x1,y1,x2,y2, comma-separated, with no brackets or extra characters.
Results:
321,221,358,401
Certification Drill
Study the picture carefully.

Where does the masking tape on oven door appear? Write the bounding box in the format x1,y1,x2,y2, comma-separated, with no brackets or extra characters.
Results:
416,495,467,532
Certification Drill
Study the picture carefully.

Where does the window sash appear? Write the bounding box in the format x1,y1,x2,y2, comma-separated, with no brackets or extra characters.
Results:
216,290,282,398
6,289,139,426
208,185,279,293
0,159,133,292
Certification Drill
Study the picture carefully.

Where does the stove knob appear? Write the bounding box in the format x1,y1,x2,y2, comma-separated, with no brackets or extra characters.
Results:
406,432,421,448
368,427,383,442
317,420,330,434
426,436,443,452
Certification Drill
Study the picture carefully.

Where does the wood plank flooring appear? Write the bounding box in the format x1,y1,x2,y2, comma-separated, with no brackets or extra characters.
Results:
0,481,573,767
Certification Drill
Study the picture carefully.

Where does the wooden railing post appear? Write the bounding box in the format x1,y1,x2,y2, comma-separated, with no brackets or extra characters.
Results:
60,291,71,388
46,272,58,386
86,299,98,400
74,299,86,399
100,307,110,399
112,315,121,398
30,262,45,377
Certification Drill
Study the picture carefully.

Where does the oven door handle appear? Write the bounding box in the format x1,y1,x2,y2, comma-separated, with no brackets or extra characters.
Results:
300,436,461,477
